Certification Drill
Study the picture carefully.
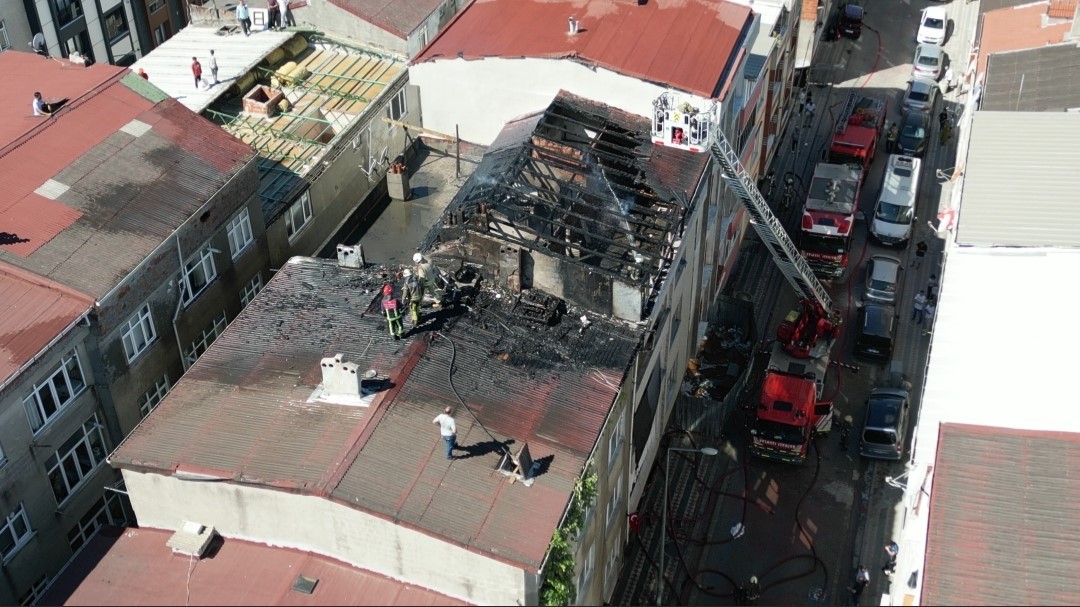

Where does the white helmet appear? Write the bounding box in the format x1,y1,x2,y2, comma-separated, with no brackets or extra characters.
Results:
402,268,412,277
412,253,423,264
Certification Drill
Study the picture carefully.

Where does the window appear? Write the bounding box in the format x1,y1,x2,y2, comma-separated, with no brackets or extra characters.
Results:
240,273,263,307
577,543,595,598
607,413,625,470
148,0,164,13
139,375,170,417
104,8,129,42
417,26,429,49
23,350,86,432
68,493,126,553
605,530,621,593
387,88,408,129
18,575,48,607
184,311,227,366
121,303,157,362
53,0,84,27
285,191,313,241
606,473,623,527
0,20,10,51
46,413,107,505
153,22,170,46
1,505,32,561
178,245,218,306
226,208,254,258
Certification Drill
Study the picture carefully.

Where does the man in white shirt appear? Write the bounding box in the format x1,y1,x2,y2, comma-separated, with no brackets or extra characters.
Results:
32,92,50,116
433,406,458,460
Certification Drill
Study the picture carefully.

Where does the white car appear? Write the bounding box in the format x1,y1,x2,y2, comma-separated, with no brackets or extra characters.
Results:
917,7,947,45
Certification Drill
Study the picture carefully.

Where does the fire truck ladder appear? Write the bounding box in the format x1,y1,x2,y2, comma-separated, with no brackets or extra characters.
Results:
707,131,833,313
834,91,859,136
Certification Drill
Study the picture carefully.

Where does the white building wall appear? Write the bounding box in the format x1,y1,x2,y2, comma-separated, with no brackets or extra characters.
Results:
409,57,706,145
121,470,528,606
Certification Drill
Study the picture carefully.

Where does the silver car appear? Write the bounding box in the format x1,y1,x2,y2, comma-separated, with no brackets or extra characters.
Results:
902,77,939,115
864,255,904,304
859,387,910,460
912,44,944,81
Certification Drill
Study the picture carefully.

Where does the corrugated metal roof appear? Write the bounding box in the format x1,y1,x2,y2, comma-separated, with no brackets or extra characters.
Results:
329,0,448,38
0,53,256,298
956,112,1080,248
976,2,1072,75
0,263,93,386
982,42,1080,112
922,423,1080,606
41,526,471,606
414,0,753,99
111,257,641,571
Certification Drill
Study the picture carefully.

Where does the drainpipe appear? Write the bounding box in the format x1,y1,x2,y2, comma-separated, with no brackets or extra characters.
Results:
173,234,189,371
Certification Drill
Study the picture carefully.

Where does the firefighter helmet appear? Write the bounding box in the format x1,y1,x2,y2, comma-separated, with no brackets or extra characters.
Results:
412,253,423,264
403,269,412,277
382,284,393,296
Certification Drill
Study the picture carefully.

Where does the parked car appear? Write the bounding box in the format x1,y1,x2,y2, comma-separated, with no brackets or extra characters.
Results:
864,256,904,304
870,155,921,247
912,44,944,81
896,110,930,157
902,78,939,115
854,303,897,362
859,374,912,461
837,3,865,39
917,6,947,45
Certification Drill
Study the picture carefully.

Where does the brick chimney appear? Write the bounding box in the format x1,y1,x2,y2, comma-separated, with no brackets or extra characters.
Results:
243,84,284,118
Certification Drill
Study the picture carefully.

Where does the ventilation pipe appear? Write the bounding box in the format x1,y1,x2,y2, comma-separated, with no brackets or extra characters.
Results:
568,16,580,35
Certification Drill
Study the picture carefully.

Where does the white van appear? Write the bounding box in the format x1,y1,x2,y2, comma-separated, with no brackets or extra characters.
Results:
870,155,921,247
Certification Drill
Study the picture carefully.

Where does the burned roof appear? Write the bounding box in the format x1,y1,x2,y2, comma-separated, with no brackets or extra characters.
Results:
0,52,256,298
111,256,641,571
422,91,708,306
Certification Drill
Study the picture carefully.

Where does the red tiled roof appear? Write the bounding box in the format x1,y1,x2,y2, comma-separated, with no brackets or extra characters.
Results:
41,526,470,606
922,423,1080,606
328,0,447,38
1048,0,1079,19
0,52,257,297
977,2,1072,74
0,263,93,385
414,0,753,98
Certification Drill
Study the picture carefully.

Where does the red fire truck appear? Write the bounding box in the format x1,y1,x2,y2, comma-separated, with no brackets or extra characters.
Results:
829,93,886,170
748,342,833,464
799,163,863,279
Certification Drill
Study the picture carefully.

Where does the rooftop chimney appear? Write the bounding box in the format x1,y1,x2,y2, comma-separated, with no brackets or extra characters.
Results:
336,244,365,268
568,16,580,35
320,354,360,398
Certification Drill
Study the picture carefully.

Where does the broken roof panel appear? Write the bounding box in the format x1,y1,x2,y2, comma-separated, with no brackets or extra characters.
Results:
423,91,708,300
414,0,753,99
111,256,641,571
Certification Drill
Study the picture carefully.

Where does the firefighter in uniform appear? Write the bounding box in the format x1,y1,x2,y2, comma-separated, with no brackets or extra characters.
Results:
401,269,422,326
413,253,443,306
381,283,403,339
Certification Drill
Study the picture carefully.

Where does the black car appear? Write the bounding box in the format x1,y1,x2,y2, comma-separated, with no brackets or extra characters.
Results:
854,303,897,362
837,3,865,39
896,110,929,157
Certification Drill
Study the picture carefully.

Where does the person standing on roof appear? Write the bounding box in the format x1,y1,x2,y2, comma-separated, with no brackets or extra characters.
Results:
401,269,423,326
236,0,251,36
381,283,404,340
432,406,458,461
208,50,219,85
191,57,203,90
413,253,444,305
281,0,296,27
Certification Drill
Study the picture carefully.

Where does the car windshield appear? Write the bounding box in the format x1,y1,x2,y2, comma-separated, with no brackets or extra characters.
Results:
863,429,898,446
876,202,914,224
924,17,944,29
756,420,806,445
802,234,846,255
917,55,939,67
901,122,926,138
909,89,929,102
869,277,897,293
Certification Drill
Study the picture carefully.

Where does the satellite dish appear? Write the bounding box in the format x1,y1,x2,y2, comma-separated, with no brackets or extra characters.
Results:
31,33,47,56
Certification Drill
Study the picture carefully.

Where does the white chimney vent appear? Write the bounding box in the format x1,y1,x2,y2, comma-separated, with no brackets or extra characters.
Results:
336,244,365,268
321,354,360,396
167,522,217,558
568,16,580,35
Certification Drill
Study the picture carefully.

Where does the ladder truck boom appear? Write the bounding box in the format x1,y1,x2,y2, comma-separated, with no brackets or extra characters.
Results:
704,127,833,315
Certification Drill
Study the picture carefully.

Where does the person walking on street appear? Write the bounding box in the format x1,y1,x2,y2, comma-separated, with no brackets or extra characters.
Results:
791,129,799,152
886,122,898,153
938,109,949,131
798,88,807,114
883,541,900,576
944,66,956,93
191,57,203,90
804,100,817,127
939,121,952,146
913,239,928,268
432,406,458,460
401,269,422,326
381,284,404,340
208,50,219,85
924,301,937,327
912,290,927,324
927,274,939,300
236,0,251,36
849,565,870,606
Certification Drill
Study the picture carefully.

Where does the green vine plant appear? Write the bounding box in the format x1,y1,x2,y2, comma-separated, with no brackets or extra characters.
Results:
540,463,599,606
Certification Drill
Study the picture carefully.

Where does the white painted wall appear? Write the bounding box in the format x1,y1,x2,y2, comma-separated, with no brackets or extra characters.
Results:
121,470,528,606
409,57,710,145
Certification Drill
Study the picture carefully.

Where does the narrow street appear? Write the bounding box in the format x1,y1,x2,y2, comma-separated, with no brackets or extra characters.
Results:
612,1,977,605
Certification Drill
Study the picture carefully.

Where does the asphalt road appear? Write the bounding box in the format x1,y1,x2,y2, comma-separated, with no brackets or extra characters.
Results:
612,1,978,605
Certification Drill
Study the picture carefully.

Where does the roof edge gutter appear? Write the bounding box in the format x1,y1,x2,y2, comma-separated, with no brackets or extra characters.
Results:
0,309,91,397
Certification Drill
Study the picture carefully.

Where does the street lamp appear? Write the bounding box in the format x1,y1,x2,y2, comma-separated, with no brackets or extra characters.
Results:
658,446,719,606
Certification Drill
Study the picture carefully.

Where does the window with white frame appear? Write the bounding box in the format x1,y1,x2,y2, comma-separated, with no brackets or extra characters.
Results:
18,574,48,607
139,374,170,418
67,493,126,553
387,88,408,128
240,273,263,307
607,413,625,470
606,473,623,527
0,20,11,50
417,26,429,49
23,350,86,433
285,191,313,241
121,303,157,362
47,413,107,505
178,245,218,306
1,505,32,562
226,208,254,259
577,542,595,598
184,311,227,366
